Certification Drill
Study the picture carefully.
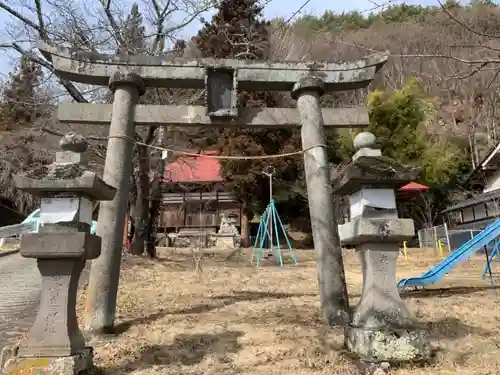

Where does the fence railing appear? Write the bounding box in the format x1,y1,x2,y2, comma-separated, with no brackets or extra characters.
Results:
417,223,486,252
417,224,449,249
0,222,36,238
0,222,37,250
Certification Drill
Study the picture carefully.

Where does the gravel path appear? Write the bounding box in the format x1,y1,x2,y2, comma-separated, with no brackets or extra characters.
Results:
0,252,41,347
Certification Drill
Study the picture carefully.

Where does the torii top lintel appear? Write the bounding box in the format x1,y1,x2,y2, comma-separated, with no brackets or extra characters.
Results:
38,39,389,92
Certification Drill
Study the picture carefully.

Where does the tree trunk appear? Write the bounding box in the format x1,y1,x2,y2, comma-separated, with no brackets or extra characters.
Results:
130,126,157,256
129,216,135,246
127,148,138,254
146,157,165,258
130,144,150,256
240,201,250,247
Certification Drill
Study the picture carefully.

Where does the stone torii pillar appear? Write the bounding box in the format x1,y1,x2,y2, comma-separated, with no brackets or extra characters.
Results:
37,38,389,332
85,72,146,332
292,76,350,325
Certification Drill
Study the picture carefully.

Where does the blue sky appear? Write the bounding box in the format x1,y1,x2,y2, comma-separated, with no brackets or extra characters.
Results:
0,0,473,76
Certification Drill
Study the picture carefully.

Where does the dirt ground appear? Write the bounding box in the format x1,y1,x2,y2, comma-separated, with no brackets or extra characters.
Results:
75,247,500,375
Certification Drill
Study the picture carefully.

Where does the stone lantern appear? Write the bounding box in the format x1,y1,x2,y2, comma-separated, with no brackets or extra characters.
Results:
2,133,116,374
332,132,430,365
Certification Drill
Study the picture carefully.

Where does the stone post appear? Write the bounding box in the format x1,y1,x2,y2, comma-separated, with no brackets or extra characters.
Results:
333,132,430,366
292,76,350,325
2,133,116,375
85,72,146,332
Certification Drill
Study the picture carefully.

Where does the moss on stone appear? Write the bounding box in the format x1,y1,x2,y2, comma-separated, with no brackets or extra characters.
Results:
24,164,86,180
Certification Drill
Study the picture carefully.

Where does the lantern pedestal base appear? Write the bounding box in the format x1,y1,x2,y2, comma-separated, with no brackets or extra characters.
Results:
1,346,94,375
345,326,430,364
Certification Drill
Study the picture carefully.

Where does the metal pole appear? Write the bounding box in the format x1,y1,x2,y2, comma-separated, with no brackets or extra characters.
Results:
433,226,438,254
444,221,451,253
269,171,273,202
484,246,495,289
263,166,275,256
470,230,474,261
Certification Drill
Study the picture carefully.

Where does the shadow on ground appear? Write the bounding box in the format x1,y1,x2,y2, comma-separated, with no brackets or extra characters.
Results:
123,256,193,271
111,290,317,334
426,316,492,340
400,285,500,299
108,330,243,373
425,316,498,367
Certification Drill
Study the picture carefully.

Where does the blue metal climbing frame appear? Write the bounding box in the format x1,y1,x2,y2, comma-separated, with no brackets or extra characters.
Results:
251,199,297,267
482,238,500,287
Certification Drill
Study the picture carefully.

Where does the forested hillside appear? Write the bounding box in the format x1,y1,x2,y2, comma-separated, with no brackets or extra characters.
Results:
278,1,500,228
291,0,500,165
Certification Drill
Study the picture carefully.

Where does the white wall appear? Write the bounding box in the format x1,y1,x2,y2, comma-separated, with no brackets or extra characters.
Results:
486,201,500,217
484,169,500,193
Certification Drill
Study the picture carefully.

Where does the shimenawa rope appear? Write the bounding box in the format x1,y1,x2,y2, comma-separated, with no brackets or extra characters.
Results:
108,134,327,160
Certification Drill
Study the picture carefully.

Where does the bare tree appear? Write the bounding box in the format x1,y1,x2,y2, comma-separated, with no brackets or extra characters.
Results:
271,3,500,167
0,0,218,256
0,0,216,77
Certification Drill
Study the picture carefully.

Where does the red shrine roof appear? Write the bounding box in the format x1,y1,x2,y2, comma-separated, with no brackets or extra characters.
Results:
164,150,223,183
398,182,430,192
396,182,430,200
163,154,431,197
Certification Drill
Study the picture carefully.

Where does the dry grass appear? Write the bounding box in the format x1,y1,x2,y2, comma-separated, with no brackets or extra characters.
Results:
76,248,500,375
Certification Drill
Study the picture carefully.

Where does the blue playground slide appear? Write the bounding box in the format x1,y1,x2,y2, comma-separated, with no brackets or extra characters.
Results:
397,219,500,291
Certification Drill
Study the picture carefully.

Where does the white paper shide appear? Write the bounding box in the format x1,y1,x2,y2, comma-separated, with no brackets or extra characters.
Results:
40,197,93,225
349,188,396,219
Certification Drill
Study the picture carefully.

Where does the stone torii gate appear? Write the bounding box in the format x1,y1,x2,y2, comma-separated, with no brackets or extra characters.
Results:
37,40,388,332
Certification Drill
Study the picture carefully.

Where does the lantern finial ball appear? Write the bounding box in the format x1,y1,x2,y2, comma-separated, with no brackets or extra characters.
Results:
60,132,88,153
353,132,376,151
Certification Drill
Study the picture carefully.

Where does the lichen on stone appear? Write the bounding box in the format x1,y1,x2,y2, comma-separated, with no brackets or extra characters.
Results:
352,156,418,180
24,164,87,180
370,330,421,362
347,326,431,366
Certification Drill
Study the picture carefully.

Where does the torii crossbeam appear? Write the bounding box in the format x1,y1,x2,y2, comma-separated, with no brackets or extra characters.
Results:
37,38,389,331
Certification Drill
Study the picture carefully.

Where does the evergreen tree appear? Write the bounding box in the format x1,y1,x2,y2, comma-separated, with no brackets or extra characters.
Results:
351,79,470,187
0,55,47,213
194,0,269,59
122,3,146,54
0,55,43,130
193,0,304,245
123,4,192,258
338,79,471,228
120,3,157,257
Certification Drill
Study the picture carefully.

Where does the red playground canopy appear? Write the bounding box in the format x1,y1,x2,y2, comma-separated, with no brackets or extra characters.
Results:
396,182,430,200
